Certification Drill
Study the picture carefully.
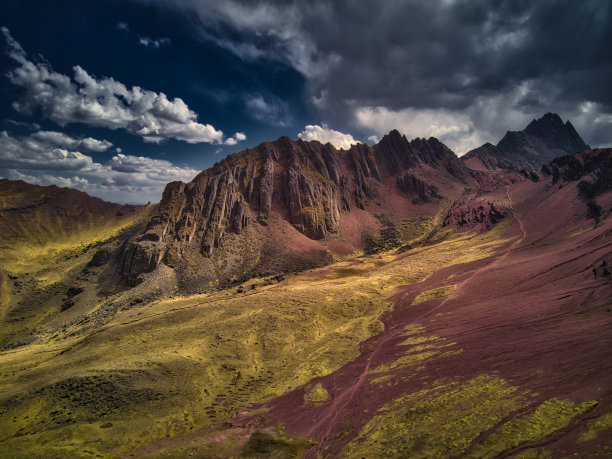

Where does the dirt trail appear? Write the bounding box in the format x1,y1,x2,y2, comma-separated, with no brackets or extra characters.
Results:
300,185,529,457
412,185,526,325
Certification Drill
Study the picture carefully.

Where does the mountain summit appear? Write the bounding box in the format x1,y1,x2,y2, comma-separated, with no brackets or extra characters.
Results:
462,113,589,171
120,132,470,289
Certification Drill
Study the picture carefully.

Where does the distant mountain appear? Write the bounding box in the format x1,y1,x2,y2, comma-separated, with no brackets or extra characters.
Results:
462,113,589,171
0,179,144,269
120,131,472,289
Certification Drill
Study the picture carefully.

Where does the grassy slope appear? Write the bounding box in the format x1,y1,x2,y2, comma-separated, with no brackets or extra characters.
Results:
0,180,147,281
0,218,512,458
0,181,153,355
0,178,610,458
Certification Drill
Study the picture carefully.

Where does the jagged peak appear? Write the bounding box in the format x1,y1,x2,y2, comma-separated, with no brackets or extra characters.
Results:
525,112,564,133
379,129,405,143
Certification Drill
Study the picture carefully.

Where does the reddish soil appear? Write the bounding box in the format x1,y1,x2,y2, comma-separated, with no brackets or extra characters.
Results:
234,177,612,457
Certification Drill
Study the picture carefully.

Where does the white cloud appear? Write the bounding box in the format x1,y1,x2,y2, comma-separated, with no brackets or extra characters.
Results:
138,36,171,48
367,135,379,145
116,22,130,32
1,27,244,146
28,130,113,152
0,129,198,204
223,132,246,146
0,130,111,170
354,106,483,155
298,124,358,150
5,169,90,188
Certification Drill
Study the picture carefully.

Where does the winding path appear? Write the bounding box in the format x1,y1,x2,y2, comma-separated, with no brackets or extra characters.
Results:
303,185,528,456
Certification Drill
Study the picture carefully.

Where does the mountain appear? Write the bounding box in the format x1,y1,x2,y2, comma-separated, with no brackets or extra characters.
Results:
120,131,472,290
462,112,589,171
0,128,611,458
0,179,150,349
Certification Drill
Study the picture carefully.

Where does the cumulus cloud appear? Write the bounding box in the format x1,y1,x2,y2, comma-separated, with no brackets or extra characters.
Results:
355,106,484,155
0,129,197,203
138,36,171,48
298,124,358,150
1,27,245,146
223,132,246,146
116,22,130,32
0,130,111,170
5,169,90,188
29,130,113,152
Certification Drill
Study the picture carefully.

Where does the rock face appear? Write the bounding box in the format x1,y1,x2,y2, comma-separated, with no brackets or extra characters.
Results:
442,199,506,232
120,132,471,286
462,113,590,171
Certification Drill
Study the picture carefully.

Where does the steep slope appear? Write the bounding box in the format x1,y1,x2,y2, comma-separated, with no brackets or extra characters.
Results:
462,113,589,171
120,132,473,290
0,179,151,350
0,180,144,275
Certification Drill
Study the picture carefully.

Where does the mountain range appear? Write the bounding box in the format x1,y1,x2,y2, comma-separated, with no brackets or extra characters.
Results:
0,114,610,458
462,112,589,171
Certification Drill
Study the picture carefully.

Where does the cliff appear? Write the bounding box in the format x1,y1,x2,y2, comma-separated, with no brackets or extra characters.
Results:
120,132,471,287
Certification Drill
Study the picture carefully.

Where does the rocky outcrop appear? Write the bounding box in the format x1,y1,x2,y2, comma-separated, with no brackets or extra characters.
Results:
396,172,441,202
374,130,466,181
120,133,471,285
462,113,590,171
442,199,506,232
545,148,612,197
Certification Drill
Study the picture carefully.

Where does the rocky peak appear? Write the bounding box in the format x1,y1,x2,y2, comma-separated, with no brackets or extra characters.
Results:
463,113,590,171
119,131,469,286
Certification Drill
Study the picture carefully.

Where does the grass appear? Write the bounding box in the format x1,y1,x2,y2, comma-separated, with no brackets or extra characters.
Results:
341,375,598,458
303,383,331,406
469,398,598,457
0,225,512,457
412,285,456,305
579,407,612,443
1,210,606,457
341,375,528,458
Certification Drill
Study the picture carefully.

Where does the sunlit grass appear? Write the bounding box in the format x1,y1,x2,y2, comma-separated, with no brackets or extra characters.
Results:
3,213,597,457
0,223,512,457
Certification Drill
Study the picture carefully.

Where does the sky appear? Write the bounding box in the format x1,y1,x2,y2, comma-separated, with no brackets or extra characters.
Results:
0,0,610,204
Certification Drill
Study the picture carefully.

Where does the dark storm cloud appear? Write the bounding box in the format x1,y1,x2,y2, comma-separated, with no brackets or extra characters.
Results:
143,0,612,153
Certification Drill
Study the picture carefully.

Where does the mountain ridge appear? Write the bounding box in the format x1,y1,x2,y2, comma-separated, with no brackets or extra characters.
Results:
462,112,589,171
119,131,473,289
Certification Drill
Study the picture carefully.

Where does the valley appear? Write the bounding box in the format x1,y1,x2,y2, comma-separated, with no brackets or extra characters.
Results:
0,164,610,457
0,117,610,457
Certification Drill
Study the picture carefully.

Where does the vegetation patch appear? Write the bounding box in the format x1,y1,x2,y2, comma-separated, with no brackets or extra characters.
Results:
412,285,456,305
578,407,612,443
470,398,598,457
303,383,331,406
341,375,527,458
241,430,313,458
